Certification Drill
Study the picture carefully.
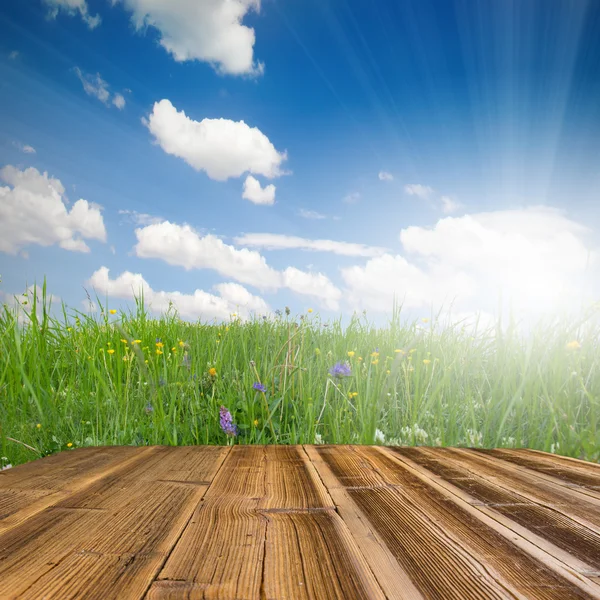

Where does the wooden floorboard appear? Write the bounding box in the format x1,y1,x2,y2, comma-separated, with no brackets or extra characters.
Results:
1,446,600,599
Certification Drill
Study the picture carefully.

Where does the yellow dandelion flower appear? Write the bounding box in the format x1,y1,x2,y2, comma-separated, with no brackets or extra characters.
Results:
566,340,581,350
347,351,355,358
349,392,358,398
171,347,176,352
67,442,73,448
358,357,363,362
423,359,431,365
394,349,403,353
372,359,379,365
87,356,92,360
216,339,220,344
209,367,217,377
386,369,391,375
371,351,379,358
120,339,128,344
156,349,163,355
122,356,128,362
155,341,164,348
133,339,142,344
145,359,149,364
253,419,259,427
231,313,237,318
67,327,72,332
109,309,117,315
107,342,112,346
36,423,41,429
225,326,229,332
218,332,222,337
307,308,313,313
107,349,115,355
178,340,185,347
409,348,416,354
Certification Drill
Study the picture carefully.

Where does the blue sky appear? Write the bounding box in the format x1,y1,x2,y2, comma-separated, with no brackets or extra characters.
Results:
1,0,600,331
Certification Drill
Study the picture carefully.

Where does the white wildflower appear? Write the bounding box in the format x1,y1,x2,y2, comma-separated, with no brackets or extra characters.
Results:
375,429,386,444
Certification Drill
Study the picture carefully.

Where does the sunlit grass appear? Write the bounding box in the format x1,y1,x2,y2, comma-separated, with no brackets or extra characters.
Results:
1,280,599,468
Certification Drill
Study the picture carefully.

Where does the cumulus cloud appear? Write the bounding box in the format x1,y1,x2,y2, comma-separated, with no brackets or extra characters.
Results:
74,68,126,109
88,266,270,321
242,175,276,205
298,209,326,220
378,171,394,181
0,165,107,255
234,233,387,258
132,220,341,308
145,99,287,181
343,192,360,204
112,0,264,76
342,206,599,323
404,184,434,198
43,0,101,29
440,196,464,214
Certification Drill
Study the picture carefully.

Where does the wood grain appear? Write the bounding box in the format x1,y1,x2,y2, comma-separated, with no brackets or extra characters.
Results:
1,445,600,599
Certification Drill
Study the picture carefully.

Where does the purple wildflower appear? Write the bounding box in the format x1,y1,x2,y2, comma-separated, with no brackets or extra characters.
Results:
145,402,154,415
253,382,267,393
275,309,282,317
219,406,238,436
329,361,352,378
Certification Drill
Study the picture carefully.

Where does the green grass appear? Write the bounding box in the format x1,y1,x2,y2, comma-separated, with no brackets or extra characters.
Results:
1,281,599,468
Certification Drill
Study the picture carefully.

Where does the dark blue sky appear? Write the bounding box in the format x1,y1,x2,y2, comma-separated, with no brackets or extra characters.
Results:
1,0,599,328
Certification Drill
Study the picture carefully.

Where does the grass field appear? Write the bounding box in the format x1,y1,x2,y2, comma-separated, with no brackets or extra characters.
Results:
1,282,599,469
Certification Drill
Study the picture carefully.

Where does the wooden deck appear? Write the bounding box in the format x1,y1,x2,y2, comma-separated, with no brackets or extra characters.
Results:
1,446,600,599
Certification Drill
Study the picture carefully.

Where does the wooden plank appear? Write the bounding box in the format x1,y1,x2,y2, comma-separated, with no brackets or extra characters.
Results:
305,445,426,599
480,449,600,493
0,446,229,599
378,447,600,598
0,446,152,532
317,445,599,599
390,447,600,573
148,445,386,600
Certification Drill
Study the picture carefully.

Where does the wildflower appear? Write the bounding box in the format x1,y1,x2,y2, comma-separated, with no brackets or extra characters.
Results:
386,369,391,375
133,339,142,344
156,349,163,355
155,341,164,348
253,382,267,393
349,392,358,398
285,306,291,316
375,429,385,444
371,359,379,365
219,406,238,436
566,340,581,350
347,351,355,358
358,357,363,362
422,318,429,323
159,377,166,387
307,308,313,313
409,348,416,354
315,348,321,355
314,432,324,444
120,339,128,344
1,463,12,471
253,419,259,427
107,349,115,355
249,360,256,367
145,403,154,415
394,349,404,354
36,423,41,429
122,356,129,362
109,309,117,315
178,340,185,347
329,361,352,378
209,367,217,377
225,326,230,332
171,347,176,352
67,327,72,332
423,359,431,365
371,351,379,358
67,442,73,448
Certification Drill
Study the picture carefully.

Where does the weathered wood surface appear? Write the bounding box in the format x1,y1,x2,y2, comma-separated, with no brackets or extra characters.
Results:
1,446,600,599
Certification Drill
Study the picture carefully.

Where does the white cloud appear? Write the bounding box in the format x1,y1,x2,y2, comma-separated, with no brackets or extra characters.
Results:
298,209,326,220
378,171,394,181
88,266,270,321
0,165,107,255
242,175,276,205
342,206,599,324
112,93,126,110
43,0,101,29
440,196,464,214
133,220,341,308
343,192,360,204
112,0,264,76
74,68,125,109
118,209,163,226
13,142,36,154
404,184,434,198
145,99,287,181
234,233,387,258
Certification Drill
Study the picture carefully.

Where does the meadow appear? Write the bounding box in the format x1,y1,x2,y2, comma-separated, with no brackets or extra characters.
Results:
1,282,599,469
